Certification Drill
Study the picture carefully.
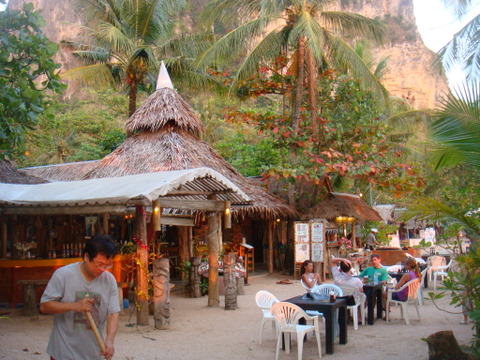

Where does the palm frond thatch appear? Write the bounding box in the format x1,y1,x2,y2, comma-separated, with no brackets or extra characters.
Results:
307,192,381,222
0,160,47,184
125,87,203,136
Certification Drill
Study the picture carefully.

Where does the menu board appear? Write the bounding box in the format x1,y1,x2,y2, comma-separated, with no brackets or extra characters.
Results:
294,222,310,263
311,222,324,261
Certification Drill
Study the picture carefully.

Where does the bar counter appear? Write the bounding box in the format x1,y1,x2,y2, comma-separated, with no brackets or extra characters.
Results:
0,255,130,308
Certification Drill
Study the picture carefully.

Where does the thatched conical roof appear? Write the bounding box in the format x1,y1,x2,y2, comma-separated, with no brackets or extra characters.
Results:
308,192,381,222
125,62,202,136
0,159,47,184
82,128,295,218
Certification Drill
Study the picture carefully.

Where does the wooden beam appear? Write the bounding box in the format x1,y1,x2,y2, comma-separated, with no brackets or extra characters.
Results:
102,213,109,235
135,205,149,326
158,199,225,211
160,217,194,227
1,205,128,216
165,190,233,196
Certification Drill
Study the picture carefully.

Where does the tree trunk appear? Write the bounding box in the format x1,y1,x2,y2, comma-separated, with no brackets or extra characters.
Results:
224,253,237,310
425,331,475,360
128,81,137,117
292,37,306,130
305,46,318,135
135,206,149,325
153,258,170,330
207,213,220,307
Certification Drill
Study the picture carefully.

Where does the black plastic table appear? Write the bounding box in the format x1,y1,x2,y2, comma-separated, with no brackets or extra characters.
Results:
285,295,348,355
362,283,383,325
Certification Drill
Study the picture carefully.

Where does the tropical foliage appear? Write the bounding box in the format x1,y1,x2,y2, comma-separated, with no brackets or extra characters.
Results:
0,3,64,159
64,0,213,115
198,0,389,130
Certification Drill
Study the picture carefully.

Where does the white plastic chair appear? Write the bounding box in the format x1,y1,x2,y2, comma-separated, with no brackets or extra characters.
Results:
271,302,322,360
426,255,446,285
417,268,428,305
432,259,453,292
339,286,366,330
315,283,342,297
386,278,421,325
255,290,279,344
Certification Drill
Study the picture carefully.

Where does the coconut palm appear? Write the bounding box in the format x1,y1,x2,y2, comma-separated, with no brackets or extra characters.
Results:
64,0,213,116
198,0,388,130
430,82,480,170
438,0,480,81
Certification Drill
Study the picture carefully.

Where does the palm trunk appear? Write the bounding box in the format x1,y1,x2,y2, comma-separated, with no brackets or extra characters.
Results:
305,46,318,136
292,37,305,130
128,81,137,117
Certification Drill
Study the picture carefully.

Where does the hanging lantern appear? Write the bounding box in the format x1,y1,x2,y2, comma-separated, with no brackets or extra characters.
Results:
224,201,232,229
152,200,161,232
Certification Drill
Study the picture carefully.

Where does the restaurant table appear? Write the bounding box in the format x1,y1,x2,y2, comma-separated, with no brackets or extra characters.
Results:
363,283,383,325
285,294,348,355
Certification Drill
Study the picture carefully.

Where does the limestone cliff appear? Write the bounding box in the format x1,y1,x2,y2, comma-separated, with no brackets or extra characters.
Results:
338,0,448,108
8,0,448,108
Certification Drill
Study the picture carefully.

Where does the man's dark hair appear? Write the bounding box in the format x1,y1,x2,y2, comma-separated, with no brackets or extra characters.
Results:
83,234,116,260
371,254,381,260
339,261,351,273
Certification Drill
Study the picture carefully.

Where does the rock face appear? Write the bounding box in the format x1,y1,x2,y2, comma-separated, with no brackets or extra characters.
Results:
8,0,448,109
338,0,448,108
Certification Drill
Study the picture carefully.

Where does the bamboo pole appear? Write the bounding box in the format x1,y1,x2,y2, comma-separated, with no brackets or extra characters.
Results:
223,201,231,229
135,205,149,325
1,220,7,258
151,200,161,232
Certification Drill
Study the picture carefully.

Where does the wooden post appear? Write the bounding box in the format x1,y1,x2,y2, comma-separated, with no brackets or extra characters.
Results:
267,221,274,274
207,212,220,307
191,256,201,298
1,220,7,258
224,253,237,310
135,206,149,325
102,214,109,235
178,227,189,281
153,258,170,329
351,221,357,249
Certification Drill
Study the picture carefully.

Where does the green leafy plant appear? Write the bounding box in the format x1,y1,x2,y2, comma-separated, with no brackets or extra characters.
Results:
0,3,64,159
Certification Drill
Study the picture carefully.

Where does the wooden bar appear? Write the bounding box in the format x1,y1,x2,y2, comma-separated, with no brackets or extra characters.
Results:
267,221,273,274
1,221,7,258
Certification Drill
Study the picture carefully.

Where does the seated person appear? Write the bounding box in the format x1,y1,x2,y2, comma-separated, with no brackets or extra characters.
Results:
390,258,421,301
331,256,364,305
301,260,321,292
331,257,363,290
359,254,388,283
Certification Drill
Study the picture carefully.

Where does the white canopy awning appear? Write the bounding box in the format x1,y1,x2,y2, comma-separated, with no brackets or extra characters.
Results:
0,167,250,211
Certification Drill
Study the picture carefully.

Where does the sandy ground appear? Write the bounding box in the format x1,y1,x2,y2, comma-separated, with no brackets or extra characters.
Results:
0,272,474,360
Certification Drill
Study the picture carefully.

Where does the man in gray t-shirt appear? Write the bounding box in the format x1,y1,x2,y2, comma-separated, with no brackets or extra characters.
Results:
40,235,120,360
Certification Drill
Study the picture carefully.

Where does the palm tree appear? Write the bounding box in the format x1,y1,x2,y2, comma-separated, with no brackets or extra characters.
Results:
438,0,480,81
430,82,480,170
197,0,388,131
64,0,213,116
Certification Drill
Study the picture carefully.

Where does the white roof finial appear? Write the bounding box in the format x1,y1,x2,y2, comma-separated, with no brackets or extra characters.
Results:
156,61,174,90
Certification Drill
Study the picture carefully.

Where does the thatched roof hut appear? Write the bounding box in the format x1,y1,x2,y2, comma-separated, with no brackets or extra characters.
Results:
84,64,294,219
308,192,382,222
24,63,295,219
0,159,47,184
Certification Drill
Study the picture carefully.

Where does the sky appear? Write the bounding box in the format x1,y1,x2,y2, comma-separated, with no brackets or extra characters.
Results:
1,0,479,85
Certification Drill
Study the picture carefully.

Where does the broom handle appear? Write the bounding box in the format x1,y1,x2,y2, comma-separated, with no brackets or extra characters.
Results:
85,311,106,354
